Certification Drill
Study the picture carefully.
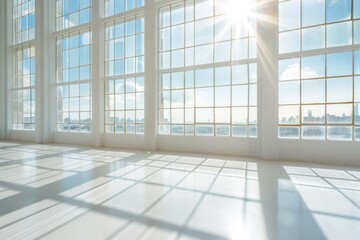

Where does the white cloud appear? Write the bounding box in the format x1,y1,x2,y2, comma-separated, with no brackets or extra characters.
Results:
280,63,300,80
330,0,339,7
280,63,320,80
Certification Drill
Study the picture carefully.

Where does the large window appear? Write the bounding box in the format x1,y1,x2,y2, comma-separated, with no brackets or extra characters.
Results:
55,0,93,133
158,0,257,137
104,14,145,134
12,0,35,44
12,45,36,130
6,0,360,149
11,0,36,131
56,29,92,132
279,0,360,141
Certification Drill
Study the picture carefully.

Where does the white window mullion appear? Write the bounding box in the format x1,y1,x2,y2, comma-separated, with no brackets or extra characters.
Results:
0,0,7,139
6,0,13,137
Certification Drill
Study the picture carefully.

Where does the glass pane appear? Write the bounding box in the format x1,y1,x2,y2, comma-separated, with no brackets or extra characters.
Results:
302,0,325,27
302,126,325,139
279,81,300,104
301,79,325,104
232,126,247,137
232,107,248,124
326,77,353,103
302,26,325,51
172,25,185,49
172,3,185,25
232,85,248,106
327,126,352,140
195,0,213,20
279,105,300,124
279,0,300,31
195,125,214,136
279,127,300,138
195,68,213,87
215,87,231,107
216,125,230,136
195,88,213,107
279,30,300,53
214,42,231,62
302,105,325,124
195,18,213,45
233,64,248,84
327,52,352,77
279,58,300,81
327,22,352,48
326,0,351,23
327,104,352,124
172,109,184,124
215,108,230,124
159,125,170,134
355,0,360,18
301,55,325,79
215,67,231,86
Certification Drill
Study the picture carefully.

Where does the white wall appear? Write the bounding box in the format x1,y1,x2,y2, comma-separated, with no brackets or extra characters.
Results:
157,135,257,157
2,0,359,167
278,140,360,166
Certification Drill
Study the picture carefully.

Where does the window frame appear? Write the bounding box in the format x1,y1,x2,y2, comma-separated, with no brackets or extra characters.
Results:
157,0,258,138
278,0,360,141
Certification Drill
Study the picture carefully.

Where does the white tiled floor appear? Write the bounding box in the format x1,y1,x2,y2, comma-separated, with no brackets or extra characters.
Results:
0,142,359,240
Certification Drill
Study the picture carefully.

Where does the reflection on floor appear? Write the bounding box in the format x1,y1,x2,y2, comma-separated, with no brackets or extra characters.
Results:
0,141,359,240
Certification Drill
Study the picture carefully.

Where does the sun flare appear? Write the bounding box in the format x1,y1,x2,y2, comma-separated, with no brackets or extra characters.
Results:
220,0,257,24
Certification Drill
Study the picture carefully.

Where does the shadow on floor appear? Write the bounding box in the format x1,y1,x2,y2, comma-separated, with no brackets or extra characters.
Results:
0,141,359,239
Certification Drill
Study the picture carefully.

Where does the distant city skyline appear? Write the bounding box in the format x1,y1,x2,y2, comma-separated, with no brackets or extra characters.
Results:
280,103,360,124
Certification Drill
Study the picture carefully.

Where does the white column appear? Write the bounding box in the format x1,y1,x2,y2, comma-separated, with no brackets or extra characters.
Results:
91,0,104,147
257,0,279,160
144,0,157,151
35,0,52,143
0,0,6,140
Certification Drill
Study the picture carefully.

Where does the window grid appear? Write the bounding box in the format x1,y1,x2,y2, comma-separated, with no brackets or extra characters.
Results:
56,28,92,132
12,0,35,44
158,1,257,70
12,45,36,130
159,65,257,137
56,0,92,31
105,14,145,77
279,0,360,54
279,0,360,141
104,14,145,134
105,0,145,17
158,0,258,137
105,77,145,134
279,51,360,140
